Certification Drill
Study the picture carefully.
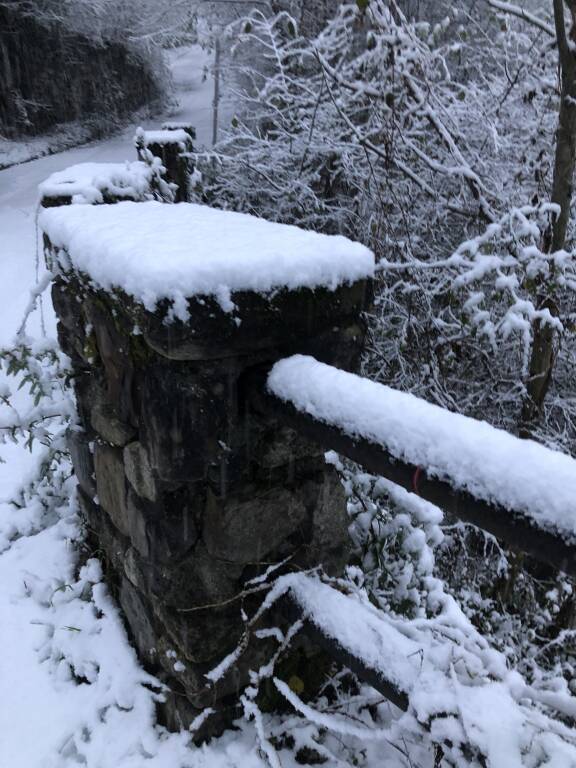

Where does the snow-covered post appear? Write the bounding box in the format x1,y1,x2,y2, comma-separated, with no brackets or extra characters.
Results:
40,199,374,738
135,127,194,202
38,161,166,207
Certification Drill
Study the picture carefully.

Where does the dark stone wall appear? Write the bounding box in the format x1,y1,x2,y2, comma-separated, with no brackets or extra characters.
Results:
0,6,162,138
48,253,370,738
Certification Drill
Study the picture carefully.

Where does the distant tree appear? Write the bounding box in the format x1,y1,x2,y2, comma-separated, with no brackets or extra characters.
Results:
0,0,198,47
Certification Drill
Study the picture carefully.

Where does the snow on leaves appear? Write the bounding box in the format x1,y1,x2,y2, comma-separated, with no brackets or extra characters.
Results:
448,204,575,370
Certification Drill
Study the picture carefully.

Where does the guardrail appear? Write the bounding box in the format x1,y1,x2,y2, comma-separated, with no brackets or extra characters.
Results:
249,358,576,577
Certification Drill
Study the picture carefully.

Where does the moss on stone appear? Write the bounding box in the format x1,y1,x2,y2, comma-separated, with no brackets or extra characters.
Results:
82,331,99,364
128,332,156,366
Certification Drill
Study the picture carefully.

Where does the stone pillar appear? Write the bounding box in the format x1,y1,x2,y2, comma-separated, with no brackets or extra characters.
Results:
50,250,369,738
135,127,193,202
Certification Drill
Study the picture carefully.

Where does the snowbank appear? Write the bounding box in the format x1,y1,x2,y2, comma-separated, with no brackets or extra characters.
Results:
39,201,374,312
268,355,576,540
38,162,154,205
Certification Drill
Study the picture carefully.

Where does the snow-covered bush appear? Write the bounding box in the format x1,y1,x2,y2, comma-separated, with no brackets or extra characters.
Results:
0,290,74,552
198,0,564,437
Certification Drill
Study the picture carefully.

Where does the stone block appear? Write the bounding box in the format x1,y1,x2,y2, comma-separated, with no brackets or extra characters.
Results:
51,279,83,334
300,321,367,374
303,469,349,576
140,281,369,364
203,486,308,564
123,441,157,501
254,424,323,470
94,443,126,525
84,296,135,424
124,489,151,559
94,443,150,557
118,577,158,662
157,682,208,734
73,372,99,434
77,487,128,581
67,427,96,498
149,541,243,608
138,363,230,482
152,596,243,665
147,491,199,562
91,400,136,446
123,546,148,592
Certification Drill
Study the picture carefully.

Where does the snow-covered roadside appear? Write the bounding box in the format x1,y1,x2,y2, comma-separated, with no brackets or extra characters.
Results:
0,122,122,171
0,43,226,172
0,45,265,768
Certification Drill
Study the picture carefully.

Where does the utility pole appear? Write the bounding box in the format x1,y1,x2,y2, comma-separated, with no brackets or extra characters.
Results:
212,35,221,146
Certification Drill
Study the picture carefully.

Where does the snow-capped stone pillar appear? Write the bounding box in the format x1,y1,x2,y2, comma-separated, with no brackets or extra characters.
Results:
135,127,194,202
40,200,374,738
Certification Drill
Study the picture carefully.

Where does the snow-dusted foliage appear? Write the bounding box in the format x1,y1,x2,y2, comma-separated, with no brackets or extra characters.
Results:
0,277,74,547
199,0,568,441
342,462,576,766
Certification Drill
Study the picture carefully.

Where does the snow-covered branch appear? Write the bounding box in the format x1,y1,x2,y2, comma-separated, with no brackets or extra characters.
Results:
486,0,555,37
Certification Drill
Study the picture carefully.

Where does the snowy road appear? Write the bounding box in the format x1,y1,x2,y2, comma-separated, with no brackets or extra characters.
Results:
0,42,221,499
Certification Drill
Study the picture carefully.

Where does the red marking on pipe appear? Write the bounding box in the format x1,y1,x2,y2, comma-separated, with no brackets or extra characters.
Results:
412,466,423,495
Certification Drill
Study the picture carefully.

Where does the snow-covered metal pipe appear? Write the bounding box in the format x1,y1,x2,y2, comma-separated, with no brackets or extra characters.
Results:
265,355,576,577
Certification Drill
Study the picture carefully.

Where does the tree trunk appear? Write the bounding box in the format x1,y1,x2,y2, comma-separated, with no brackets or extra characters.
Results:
520,0,576,434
